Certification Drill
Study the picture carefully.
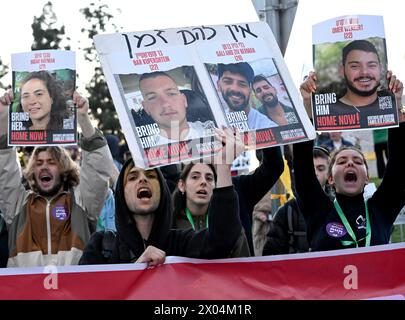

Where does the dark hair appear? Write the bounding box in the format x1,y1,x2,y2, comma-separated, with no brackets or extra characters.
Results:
172,162,217,226
327,146,368,179
217,62,255,84
252,75,272,88
342,40,380,65
139,71,176,88
313,146,330,161
17,71,69,130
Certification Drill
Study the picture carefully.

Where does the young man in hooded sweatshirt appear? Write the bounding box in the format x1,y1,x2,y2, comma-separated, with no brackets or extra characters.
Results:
79,128,245,266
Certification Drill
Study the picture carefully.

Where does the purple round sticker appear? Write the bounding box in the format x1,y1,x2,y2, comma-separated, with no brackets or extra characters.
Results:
326,222,347,238
52,205,69,221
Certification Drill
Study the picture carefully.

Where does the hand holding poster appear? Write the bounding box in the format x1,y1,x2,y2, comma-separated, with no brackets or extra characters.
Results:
8,50,77,146
312,15,399,131
94,22,315,168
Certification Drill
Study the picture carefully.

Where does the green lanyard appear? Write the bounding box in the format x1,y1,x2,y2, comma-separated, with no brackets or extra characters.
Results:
185,208,208,230
333,198,371,247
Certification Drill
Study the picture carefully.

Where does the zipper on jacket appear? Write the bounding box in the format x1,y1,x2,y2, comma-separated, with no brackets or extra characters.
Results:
46,200,52,255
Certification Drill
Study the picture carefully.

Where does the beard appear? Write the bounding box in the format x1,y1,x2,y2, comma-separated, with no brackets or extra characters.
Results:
222,90,249,112
132,208,156,216
263,94,279,109
36,179,64,197
345,75,380,97
131,199,159,216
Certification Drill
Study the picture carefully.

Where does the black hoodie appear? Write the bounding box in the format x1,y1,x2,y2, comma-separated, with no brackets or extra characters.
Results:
293,122,405,251
79,159,242,264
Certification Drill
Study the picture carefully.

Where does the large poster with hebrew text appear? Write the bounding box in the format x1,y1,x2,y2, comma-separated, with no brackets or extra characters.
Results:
95,22,315,168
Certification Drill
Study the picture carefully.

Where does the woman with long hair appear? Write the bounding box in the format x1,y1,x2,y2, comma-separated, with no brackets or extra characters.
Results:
17,71,70,131
295,71,405,251
172,162,250,257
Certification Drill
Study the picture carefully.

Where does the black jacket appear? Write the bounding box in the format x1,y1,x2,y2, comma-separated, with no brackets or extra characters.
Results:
293,123,405,251
233,146,284,254
79,159,242,264
263,198,309,255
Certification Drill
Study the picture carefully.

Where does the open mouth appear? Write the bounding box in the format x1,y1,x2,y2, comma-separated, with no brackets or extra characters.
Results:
263,93,275,100
196,190,208,195
344,171,357,182
137,187,152,199
355,77,374,84
230,94,244,101
39,171,53,183
29,106,41,112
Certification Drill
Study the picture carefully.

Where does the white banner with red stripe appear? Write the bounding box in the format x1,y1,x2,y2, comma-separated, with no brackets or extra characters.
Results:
0,243,404,300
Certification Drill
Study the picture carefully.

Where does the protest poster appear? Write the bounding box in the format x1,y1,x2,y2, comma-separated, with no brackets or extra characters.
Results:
312,15,398,132
9,50,77,146
94,22,315,168
199,35,310,149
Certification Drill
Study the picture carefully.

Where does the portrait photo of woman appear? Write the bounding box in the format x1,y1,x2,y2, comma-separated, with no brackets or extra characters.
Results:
16,70,71,131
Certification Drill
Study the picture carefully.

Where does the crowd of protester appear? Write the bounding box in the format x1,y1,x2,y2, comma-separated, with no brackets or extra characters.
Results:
0,64,404,269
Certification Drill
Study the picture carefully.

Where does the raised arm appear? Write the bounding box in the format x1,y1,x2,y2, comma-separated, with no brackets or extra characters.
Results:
293,74,333,235
74,92,114,224
371,72,405,223
171,128,244,259
0,91,26,224
233,146,284,215
206,128,245,256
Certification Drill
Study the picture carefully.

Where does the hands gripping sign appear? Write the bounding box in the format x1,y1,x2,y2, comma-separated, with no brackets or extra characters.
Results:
9,50,77,146
94,22,315,168
312,15,398,132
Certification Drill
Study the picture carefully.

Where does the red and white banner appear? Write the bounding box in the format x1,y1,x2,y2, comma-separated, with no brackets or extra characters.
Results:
1,243,405,300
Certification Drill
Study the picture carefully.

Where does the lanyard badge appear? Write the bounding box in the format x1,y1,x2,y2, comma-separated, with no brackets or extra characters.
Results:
333,199,371,247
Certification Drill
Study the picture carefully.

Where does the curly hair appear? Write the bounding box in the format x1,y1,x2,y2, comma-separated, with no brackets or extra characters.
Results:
24,146,80,192
17,71,69,130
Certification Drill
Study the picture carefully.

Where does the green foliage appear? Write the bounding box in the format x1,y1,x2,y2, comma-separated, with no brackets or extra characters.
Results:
31,1,70,50
369,177,382,188
80,1,122,137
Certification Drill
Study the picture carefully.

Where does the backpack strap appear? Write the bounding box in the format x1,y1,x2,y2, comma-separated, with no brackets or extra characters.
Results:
287,205,295,253
287,202,306,253
292,202,306,237
0,217,5,235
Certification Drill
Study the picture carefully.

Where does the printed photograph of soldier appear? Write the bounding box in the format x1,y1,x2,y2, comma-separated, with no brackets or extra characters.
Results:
312,37,397,128
206,59,298,130
252,74,299,126
118,67,217,148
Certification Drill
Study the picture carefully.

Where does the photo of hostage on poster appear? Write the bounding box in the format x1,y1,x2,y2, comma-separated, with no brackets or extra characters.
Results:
205,58,307,147
9,50,77,146
199,35,311,150
116,66,220,167
94,22,315,168
312,15,398,131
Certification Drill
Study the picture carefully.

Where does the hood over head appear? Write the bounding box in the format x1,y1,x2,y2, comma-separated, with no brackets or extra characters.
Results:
114,158,172,258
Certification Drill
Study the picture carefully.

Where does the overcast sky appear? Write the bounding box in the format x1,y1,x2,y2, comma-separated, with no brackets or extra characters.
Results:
286,0,405,87
0,0,259,88
2,0,404,92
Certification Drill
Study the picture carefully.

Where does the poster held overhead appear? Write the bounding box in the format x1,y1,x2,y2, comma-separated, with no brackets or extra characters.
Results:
312,15,398,132
95,22,315,169
9,50,77,146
